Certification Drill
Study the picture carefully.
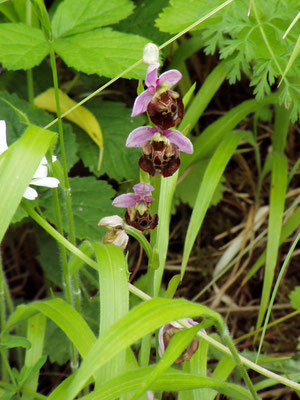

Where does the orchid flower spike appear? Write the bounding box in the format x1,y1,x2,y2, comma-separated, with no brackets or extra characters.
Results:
98,215,129,251
112,183,158,231
126,126,193,177
132,63,183,130
158,319,202,364
0,120,60,200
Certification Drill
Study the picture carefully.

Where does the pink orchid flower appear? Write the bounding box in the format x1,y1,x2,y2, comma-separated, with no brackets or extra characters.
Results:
126,126,193,155
131,63,182,118
112,183,154,209
112,183,158,231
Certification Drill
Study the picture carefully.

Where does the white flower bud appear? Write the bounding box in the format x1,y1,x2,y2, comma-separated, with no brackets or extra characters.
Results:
143,43,159,66
98,215,129,251
98,215,124,229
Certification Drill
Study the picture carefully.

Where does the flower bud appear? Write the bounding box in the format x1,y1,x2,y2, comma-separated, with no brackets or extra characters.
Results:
158,319,201,364
98,215,129,250
143,43,159,66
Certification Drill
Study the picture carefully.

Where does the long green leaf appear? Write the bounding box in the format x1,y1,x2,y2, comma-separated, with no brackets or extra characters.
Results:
92,243,129,384
0,125,56,242
181,131,244,279
78,367,253,400
5,299,96,358
256,153,288,333
180,60,228,136
65,298,224,399
180,94,278,172
243,206,300,284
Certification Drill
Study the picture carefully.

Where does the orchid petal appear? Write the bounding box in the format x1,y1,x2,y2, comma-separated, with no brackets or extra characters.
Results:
133,182,154,196
112,193,139,209
145,62,160,87
23,186,38,200
158,69,182,87
30,177,60,188
0,120,8,154
164,130,193,154
126,126,156,148
131,90,154,117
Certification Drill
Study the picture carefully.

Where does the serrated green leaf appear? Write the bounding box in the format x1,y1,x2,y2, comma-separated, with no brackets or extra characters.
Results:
76,100,144,181
0,23,48,70
40,177,117,241
54,28,149,80
156,0,225,34
117,0,171,46
289,287,300,310
52,0,134,38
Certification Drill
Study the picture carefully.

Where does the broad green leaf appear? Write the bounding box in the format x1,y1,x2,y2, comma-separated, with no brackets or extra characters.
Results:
93,243,129,384
78,367,253,400
256,153,288,332
0,124,56,242
54,28,149,80
76,100,144,181
52,0,134,38
290,287,300,310
34,88,103,150
0,23,48,70
40,177,117,241
181,131,244,279
65,298,223,399
6,298,96,358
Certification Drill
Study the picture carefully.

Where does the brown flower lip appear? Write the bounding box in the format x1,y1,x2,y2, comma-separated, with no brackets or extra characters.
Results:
125,209,158,232
147,90,184,130
139,140,181,178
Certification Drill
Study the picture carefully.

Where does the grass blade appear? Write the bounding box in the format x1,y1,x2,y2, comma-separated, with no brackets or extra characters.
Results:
181,131,244,279
256,153,288,334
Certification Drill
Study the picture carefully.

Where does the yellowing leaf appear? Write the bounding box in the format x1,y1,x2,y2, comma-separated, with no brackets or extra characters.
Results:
34,88,103,150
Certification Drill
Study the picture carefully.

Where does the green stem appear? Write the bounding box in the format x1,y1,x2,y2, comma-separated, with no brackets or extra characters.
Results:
0,349,18,388
48,40,81,316
26,0,34,107
222,331,259,400
26,70,34,107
